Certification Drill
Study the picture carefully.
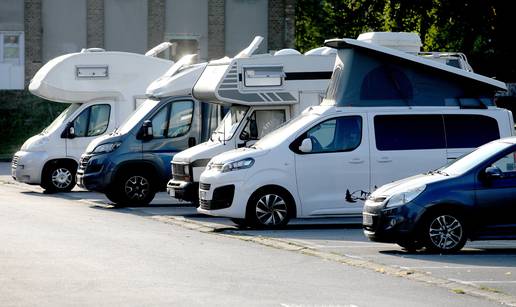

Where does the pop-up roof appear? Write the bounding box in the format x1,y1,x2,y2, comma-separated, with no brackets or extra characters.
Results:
323,38,506,108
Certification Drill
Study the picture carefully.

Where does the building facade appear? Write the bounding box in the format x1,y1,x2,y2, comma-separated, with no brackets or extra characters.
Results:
0,0,296,89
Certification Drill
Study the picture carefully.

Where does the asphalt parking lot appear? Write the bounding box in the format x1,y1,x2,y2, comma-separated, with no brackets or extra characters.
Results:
1,162,515,302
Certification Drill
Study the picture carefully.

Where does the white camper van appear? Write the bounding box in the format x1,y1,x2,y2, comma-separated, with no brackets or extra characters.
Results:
166,37,336,203
197,35,514,228
11,47,173,192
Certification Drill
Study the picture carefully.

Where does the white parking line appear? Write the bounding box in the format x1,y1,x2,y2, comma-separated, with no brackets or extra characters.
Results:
397,266,512,270
450,279,516,285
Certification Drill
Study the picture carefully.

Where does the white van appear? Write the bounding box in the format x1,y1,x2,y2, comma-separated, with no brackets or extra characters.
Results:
11,47,172,192
197,37,513,228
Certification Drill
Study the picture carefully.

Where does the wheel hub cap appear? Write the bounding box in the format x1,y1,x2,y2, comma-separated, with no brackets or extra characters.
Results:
51,168,72,189
429,215,463,250
125,176,149,200
255,194,288,226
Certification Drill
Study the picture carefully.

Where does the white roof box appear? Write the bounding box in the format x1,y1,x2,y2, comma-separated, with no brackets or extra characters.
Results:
357,32,422,53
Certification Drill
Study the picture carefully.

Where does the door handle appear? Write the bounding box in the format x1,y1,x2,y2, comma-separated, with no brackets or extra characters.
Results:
377,157,392,163
349,158,364,164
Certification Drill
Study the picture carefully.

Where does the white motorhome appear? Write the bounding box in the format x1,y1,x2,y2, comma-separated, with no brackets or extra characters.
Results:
197,35,513,228
11,47,173,192
166,37,336,203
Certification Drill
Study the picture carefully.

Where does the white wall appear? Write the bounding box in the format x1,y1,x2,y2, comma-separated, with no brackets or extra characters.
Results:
165,0,208,61
225,0,268,56
42,0,87,62
105,0,148,54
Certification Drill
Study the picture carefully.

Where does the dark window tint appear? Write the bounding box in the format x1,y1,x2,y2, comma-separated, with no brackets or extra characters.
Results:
375,115,445,150
444,115,500,148
361,65,413,100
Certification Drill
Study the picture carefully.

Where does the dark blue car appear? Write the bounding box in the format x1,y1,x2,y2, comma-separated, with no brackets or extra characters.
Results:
363,137,516,253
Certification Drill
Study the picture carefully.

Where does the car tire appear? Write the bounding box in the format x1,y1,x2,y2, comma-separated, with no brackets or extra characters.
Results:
41,162,76,193
422,211,467,253
246,188,292,229
108,170,156,207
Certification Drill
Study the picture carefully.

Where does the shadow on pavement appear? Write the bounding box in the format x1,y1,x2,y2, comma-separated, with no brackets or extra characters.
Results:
379,247,516,267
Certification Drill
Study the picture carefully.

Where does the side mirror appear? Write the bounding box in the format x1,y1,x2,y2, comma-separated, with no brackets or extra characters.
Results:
299,138,312,153
61,122,75,139
240,130,250,141
188,137,196,148
140,120,153,140
484,166,503,180
249,119,258,139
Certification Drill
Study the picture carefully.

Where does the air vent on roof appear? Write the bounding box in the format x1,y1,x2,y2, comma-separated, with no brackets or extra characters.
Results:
274,49,302,56
305,47,337,56
81,48,106,53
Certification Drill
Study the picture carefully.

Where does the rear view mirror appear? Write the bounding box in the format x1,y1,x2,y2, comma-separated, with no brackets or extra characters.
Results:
299,138,312,153
61,122,75,139
484,166,503,179
140,120,153,140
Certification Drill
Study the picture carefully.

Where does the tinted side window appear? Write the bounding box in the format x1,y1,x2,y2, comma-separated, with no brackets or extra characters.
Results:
375,115,445,150
167,100,194,138
301,116,362,154
444,115,500,148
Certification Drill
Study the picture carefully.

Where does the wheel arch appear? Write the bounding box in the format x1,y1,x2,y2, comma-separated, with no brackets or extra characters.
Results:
41,158,79,178
247,184,298,218
111,160,161,187
416,201,471,232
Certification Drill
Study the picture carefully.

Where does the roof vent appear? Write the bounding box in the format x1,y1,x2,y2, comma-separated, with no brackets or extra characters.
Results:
305,47,337,56
357,32,422,53
274,48,302,56
81,48,106,53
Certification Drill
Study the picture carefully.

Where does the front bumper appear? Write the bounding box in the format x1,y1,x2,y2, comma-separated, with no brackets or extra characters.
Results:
362,199,421,243
11,151,47,185
76,153,115,192
196,169,249,219
166,179,198,201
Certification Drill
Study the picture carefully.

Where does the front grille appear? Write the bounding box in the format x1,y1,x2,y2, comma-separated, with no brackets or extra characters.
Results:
11,155,19,169
79,155,91,170
200,185,235,210
199,182,211,191
172,163,191,181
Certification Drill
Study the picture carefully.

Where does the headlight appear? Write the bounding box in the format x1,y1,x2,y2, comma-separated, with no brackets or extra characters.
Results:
385,185,426,208
208,158,255,173
92,142,121,154
222,158,255,172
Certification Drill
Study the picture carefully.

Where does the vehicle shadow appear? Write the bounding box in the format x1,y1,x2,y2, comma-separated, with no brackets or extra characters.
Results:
379,246,516,267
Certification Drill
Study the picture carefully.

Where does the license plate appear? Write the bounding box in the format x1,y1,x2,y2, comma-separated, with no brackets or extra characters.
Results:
168,189,175,197
363,214,373,226
199,190,207,200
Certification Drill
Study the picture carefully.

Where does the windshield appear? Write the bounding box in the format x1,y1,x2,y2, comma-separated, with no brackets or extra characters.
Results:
440,141,513,176
117,98,160,134
253,111,320,149
42,103,81,134
211,105,249,142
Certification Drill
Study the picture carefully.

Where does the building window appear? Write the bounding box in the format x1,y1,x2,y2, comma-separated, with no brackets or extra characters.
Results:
0,32,23,64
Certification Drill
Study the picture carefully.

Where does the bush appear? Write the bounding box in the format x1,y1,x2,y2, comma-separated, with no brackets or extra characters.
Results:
0,90,67,160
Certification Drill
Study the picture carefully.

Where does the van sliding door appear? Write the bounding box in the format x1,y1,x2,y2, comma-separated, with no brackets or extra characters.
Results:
369,114,447,191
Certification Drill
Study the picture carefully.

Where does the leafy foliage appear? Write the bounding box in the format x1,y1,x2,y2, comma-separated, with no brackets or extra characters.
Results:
0,90,66,159
295,0,516,81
